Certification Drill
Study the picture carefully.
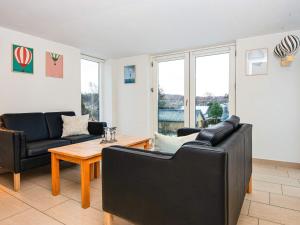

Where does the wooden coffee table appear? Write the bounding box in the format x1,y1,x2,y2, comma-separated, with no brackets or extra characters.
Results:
48,135,151,208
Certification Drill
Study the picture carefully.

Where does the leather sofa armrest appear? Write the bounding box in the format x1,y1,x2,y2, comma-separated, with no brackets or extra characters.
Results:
0,128,26,173
88,121,107,136
177,127,201,137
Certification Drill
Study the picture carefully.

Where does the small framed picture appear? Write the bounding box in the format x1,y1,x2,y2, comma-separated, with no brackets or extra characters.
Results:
246,48,268,76
124,65,136,84
12,44,34,74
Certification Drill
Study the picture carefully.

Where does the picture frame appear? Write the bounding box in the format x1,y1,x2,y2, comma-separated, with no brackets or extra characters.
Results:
46,51,64,78
124,65,136,84
12,44,34,74
246,48,268,76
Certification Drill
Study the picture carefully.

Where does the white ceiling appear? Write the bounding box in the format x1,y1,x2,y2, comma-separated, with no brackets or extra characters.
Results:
0,0,299,59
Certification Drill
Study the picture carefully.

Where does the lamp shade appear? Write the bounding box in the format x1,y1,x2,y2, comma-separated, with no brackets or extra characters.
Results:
280,34,300,54
274,44,286,58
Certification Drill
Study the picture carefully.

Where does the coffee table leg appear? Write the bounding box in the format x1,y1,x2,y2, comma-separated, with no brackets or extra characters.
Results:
90,164,95,180
80,160,91,208
94,161,100,179
51,153,60,195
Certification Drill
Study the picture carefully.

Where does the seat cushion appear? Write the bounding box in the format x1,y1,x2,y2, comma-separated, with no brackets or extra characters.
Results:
2,113,49,142
26,139,71,157
196,122,234,146
63,134,100,144
45,111,75,139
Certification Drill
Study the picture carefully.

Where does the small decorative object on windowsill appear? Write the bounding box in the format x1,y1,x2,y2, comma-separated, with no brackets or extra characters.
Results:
274,34,299,67
100,127,118,144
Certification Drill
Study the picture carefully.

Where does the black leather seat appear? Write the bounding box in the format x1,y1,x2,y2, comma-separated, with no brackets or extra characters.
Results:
63,134,100,144
26,139,71,157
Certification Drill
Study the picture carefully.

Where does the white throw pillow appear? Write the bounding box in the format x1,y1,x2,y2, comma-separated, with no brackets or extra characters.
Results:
61,115,89,137
154,132,199,154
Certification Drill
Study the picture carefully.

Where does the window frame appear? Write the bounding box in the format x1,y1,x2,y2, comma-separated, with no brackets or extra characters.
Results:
80,54,104,121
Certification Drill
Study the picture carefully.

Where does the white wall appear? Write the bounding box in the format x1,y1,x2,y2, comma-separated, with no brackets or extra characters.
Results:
106,30,300,163
236,30,300,163
0,26,81,115
104,55,152,137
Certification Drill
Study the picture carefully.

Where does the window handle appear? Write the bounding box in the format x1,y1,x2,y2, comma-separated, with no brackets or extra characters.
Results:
185,99,189,107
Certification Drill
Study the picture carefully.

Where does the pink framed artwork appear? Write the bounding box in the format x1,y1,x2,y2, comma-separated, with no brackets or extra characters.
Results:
46,51,63,78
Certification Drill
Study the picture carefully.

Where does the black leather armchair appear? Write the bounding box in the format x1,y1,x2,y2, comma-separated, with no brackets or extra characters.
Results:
102,121,252,225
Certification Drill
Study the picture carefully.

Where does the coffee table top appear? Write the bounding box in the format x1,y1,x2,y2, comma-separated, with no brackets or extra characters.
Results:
48,135,151,159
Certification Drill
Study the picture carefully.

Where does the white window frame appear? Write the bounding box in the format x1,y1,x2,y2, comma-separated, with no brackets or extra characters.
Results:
151,52,190,133
80,54,104,121
189,45,236,128
151,44,236,132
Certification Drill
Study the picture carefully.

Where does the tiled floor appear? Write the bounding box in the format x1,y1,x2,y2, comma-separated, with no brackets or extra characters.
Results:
0,161,299,225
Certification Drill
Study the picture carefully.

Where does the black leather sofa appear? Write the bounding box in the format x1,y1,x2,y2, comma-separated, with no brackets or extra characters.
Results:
102,117,252,225
0,111,106,191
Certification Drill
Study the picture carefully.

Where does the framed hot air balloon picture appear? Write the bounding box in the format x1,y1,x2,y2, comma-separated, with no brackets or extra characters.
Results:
12,44,34,74
46,51,64,78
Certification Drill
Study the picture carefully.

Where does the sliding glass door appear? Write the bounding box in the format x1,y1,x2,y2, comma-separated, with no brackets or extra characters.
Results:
153,46,235,134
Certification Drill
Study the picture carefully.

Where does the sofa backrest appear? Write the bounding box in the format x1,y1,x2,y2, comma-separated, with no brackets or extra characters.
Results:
44,111,75,139
2,113,49,142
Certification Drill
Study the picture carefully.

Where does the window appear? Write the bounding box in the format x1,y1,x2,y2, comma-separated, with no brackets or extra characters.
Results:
81,57,101,121
153,45,235,134
157,59,185,135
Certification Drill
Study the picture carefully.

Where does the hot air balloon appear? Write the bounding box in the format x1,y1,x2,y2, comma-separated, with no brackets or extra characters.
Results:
50,53,60,65
274,34,300,66
14,46,33,69
274,44,286,58
280,34,300,54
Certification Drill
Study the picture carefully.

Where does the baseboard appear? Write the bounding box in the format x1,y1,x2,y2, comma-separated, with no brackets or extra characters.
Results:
253,158,300,169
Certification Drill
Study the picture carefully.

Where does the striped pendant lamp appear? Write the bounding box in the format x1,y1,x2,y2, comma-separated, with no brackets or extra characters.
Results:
280,34,300,54
274,44,286,58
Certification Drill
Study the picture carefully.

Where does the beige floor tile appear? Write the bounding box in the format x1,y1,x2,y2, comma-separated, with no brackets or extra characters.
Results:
0,173,36,191
237,215,258,225
61,182,101,209
23,172,75,190
90,178,102,190
45,200,102,225
9,185,68,211
270,193,300,211
0,208,63,225
259,219,282,225
253,180,282,194
249,201,300,225
114,216,134,225
60,166,81,183
241,199,250,215
0,191,30,220
287,168,300,179
253,166,289,177
282,185,300,198
245,190,270,204
253,174,300,187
